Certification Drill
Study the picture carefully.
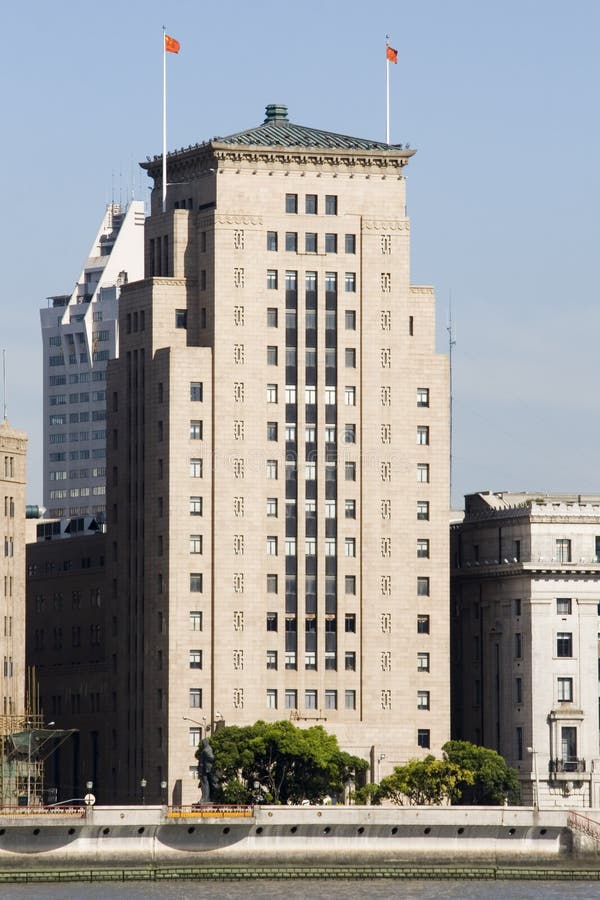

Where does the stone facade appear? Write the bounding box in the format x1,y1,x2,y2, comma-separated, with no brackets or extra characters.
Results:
451,491,600,808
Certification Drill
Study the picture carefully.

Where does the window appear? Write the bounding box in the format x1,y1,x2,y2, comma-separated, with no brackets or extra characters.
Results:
514,633,522,658
325,195,337,215
417,464,430,483
305,194,317,214
417,691,430,710
344,233,356,254
345,462,356,481
266,689,278,709
417,729,430,749
266,612,278,631
417,426,429,445
266,497,278,517
285,193,298,214
514,598,522,616
285,232,298,252
305,232,317,253
417,539,430,559
189,688,202,708
556,539,571,563
266,383,278,403
267,270,278,290
325,426,336,443
266,536,278,556
285,689,297,709
558,677,573,702
190,611,203,631
417,577,430,596
325,387,336,404
345,690,356,710
345,500,356,519
345,272,356,292
190,496,203,516
175,309,187,328
344,386,356,406
322,233,337,254
345,310,356,330
267,345,278,366
190,535,203,554
305,425,316,443
267,574,278,593
557,598,572,615
345,614,356,633
190,574,203,592
189,727,201,748
344,538,356,558
267,307,278,327
305,690,317,709
344,425,356,444
345,575,356,595
285,423,296,442
266,459,278,479
515,677,522,704
345,652,356,671
557,632,573,657
267,421,278,441
417,501,430,521
305,386,316,404
285,537,297,555
190,420,203,440
325,690,337,710
190,382,203,401
267,231,278,251
345,348,356,369
417,387,429,407
189,650,202,669
190,458,203,478
417,652,430,671
417,614,430,634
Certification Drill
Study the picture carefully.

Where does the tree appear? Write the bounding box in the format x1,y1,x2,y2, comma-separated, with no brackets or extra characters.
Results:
204,720,368,805
371,756,473,806
442,741,520,805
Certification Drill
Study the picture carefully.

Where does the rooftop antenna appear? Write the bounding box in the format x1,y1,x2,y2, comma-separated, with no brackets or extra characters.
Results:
2,349,7,421
447,292,456,504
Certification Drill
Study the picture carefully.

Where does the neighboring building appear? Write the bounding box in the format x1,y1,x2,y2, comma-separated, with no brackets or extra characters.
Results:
0,419,27,720
26,526,108,800
451,491,600,808
41,201,144,519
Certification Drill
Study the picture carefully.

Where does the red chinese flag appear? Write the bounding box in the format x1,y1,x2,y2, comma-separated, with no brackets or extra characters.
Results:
165,34,180,54
386,45,398,64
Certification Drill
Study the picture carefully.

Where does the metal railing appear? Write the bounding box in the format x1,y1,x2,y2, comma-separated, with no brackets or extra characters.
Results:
167,804,253,819
0,805,86,817
549,758,586,773
568,810,600,842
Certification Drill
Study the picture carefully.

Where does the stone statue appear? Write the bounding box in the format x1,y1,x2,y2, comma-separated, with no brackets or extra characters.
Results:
199,737,219,803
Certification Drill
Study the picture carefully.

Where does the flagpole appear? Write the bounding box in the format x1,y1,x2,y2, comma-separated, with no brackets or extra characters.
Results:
162,25,167,213
385,34,390,144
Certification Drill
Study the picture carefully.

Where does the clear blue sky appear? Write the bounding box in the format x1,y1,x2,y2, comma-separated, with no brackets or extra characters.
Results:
2,0,599,506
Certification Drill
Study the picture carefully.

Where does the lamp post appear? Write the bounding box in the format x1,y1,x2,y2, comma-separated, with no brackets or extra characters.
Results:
161,780,167,804
140,778,147,805
377,752,387,783
527,746,539,810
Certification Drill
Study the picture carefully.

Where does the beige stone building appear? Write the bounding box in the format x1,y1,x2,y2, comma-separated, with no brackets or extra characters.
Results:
451,491,600,808
0,419,27,720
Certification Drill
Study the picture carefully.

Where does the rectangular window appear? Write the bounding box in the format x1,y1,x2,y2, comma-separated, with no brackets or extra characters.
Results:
417,729,430,749
417,387,429,407
190,420,203,440
417,426,429,445
345,272,356,292
557,598,572,615
345,233,356,253
190,496,203,516
266,689,278,709
189,650,202,669
417,539,430,559
514,632,522,658
266,497,278,517
417,501,430,521
267,270,278,290
345,310,356,330
556,632,573,657
344,386,356,406
266,612,278,631
175,309,187,328
285,232,298,251
345,613,356,633
344,425,356,444
190,382,203,401
267,231,278,251
305,194,317,214
266,383,278,403
285,689,297,709
345,575,356,595
345,349,356,368
515,677,522,704
325,233,337,253
417,652,430,671
189,534,203,554
266,536,278,556
267,346,278,366
345,462,356,481
267,421,278,441
417,464,430,483
556,539,571,563
417,614,430,634
345,652,356,672
345,500,356,519
189,688,202,708
286,193,298,213
190,458,203,478
558,676,573,702
305,690,317,709
190,574,203,592
325,195,337,215
514,598,522,616
305,232,317,253
325,690,337,710
190,611,203,631
417,690,430,710
417,577,430,596
344,538,356,557
266,460,278,480
267,307,278,327
345,690,356,710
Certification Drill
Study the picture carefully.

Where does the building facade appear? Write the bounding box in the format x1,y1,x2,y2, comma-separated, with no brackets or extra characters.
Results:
451,491,600,808
41,201,144,519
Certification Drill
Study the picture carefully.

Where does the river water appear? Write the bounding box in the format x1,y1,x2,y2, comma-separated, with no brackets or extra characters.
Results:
2,881,600,900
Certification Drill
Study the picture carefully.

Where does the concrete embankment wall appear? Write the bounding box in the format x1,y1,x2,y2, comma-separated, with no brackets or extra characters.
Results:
0,805,592,871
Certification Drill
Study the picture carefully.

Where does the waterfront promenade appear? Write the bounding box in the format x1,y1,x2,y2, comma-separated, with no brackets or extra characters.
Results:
0,805,598,883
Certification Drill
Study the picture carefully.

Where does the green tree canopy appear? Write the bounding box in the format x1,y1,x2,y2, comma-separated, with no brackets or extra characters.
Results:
442,741,520,805
358,755,473,806
203,720,368,805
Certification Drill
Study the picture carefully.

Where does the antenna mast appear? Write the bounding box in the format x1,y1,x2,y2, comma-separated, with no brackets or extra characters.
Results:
447,295,456,504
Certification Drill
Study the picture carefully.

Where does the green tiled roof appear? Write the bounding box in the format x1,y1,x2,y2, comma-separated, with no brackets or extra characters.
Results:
215,104,406,152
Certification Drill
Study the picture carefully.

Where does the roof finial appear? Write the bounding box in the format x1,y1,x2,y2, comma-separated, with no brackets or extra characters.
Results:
264,104,289,124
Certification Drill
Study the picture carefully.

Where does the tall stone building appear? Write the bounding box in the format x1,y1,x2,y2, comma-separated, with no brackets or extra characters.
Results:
40,201,144,519
451,491,600,808
0,419,27,719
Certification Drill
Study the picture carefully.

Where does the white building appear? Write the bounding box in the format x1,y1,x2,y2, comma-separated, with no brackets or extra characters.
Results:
451,491,600,808
40,202,144,519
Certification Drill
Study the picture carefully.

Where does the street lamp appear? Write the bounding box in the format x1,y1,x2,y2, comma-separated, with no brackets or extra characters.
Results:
140,778,147,805
527,746,539,810
161,780,167,804
377,753,387,782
